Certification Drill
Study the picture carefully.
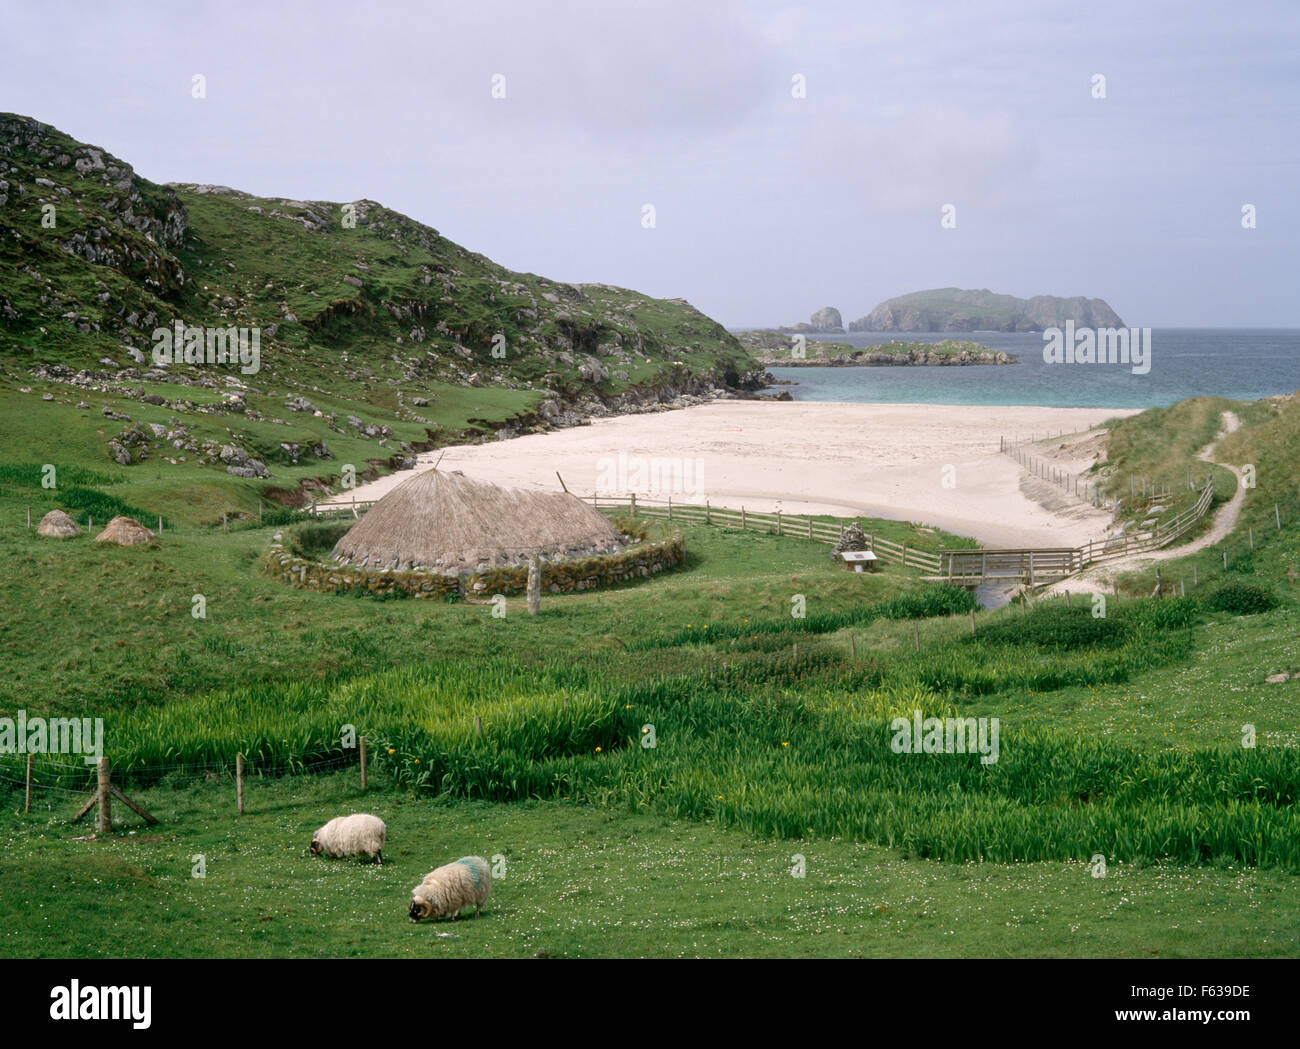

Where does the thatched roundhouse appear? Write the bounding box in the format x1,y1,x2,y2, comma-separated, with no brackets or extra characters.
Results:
94,515,156,546
37,509,82,538
332,469,625,572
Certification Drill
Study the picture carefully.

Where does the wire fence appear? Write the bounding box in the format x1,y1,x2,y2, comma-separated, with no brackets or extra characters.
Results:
1,745,368,824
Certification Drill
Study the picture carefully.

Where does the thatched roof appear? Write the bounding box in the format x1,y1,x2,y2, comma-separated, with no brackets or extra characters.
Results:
94,515,155,546
37,509,82,538
332,469,624,571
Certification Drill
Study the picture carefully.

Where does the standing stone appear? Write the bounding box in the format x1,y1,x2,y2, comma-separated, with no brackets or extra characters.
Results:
527,557,541,615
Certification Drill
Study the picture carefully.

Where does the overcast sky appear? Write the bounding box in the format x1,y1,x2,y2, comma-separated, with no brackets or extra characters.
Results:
2,0,1297,327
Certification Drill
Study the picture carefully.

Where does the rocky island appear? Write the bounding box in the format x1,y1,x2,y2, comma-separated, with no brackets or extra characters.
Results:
735,330,1016,366
847,288,1123,333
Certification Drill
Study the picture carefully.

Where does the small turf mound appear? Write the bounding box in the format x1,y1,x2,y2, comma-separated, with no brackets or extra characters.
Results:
94,515,155,546
36,509,82,538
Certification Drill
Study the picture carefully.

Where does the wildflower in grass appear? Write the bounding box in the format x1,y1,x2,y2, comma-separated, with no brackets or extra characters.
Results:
387,748,395,755
595,746,602,753
782,741,789,747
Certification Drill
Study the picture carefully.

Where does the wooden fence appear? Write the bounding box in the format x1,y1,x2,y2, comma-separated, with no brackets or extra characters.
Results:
317,478,1215,588
1000,436,1209,509
1000,437,1104,506
588,493,943,573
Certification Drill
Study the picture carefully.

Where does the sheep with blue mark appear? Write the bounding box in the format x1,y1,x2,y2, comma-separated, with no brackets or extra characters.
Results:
409,856,491,922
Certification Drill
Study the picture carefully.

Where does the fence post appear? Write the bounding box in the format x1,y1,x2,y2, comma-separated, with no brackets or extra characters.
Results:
26,506,31,528
901,543,907,567
705,501,711,524
1249,528,1255,551
96,757,111,834
741,507,746,529
236,754,245,815
24,754,33,814
630,492,637,516
776,511,782,535
1223,549,1228,569
913,623,920,652
850,635,856,660
970,609,976,636
527,556,541,615
1276,504,1282,530
360,736,368,791
475,716,483,737
807,516,813,540
1193,565,1198,586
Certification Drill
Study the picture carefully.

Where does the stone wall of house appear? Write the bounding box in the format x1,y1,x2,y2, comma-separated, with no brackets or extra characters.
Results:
262,529,685,599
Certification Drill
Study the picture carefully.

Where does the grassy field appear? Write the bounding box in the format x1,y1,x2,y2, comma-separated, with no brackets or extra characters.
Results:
0,392,1297,957
3,775,1296,959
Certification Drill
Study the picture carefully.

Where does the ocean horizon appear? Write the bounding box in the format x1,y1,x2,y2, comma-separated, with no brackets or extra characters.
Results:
745,328,1300,408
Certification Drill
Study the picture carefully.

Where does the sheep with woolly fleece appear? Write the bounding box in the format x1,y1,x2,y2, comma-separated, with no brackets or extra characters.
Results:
409,856,491,922
310,813,386,864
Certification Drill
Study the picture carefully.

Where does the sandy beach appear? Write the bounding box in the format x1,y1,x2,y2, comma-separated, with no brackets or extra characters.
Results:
328,401,1141,548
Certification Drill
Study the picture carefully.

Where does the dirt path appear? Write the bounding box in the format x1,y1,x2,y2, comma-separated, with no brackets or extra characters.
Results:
1041,412,1243,596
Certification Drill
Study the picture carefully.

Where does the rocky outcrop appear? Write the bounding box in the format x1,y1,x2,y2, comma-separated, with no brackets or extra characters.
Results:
848,288,1123,333
0,113,189,298
809,306,843,332
777,306,845,335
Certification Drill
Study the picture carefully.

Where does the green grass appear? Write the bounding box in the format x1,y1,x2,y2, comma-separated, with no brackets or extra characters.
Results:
5,111,1299,958
2,775,1295,959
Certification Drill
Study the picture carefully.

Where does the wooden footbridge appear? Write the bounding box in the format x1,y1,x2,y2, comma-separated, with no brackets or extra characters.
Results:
931,479,1215,587
933,548,1080,587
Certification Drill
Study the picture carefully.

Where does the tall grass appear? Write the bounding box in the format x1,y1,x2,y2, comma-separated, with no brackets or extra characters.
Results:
11,636,1298,869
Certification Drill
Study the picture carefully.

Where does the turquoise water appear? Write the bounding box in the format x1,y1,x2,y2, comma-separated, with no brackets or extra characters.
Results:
761,329,1300,408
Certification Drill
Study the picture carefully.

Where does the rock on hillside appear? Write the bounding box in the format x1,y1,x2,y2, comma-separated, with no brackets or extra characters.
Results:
848,288,1123,333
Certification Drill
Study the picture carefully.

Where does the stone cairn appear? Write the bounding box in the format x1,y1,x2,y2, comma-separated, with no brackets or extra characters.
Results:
830,522,870,563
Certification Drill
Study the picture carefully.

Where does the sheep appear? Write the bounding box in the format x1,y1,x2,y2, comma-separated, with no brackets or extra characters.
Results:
310,813,386,864
409,856,491,922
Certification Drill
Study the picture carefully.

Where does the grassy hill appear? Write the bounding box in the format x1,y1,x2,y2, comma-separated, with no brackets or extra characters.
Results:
0,113,760,522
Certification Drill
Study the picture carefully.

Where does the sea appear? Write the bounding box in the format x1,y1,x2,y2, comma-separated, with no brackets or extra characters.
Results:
755,329,1300,408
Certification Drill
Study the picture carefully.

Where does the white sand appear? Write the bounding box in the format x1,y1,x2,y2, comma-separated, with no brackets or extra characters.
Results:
328,401,1140,548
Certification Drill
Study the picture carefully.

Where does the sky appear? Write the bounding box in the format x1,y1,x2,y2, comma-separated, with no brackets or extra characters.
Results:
2,0,1297,328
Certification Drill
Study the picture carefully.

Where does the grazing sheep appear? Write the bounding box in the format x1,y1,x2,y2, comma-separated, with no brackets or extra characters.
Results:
409,856,491,922
310,813,386,864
